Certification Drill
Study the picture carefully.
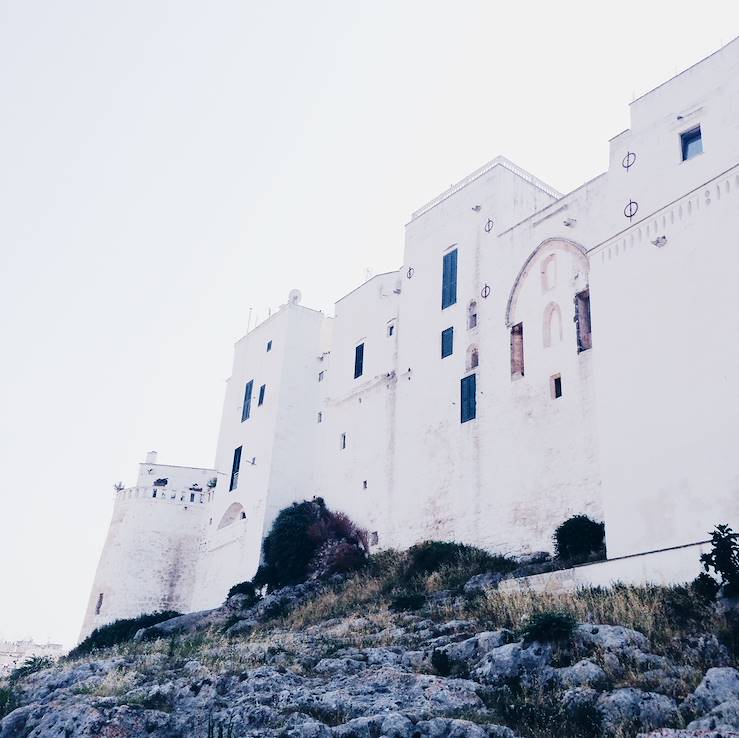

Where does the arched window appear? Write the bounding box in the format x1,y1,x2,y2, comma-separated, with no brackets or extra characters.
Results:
467,300,478,329
218,502,246,529
540,254,557,292
466,344,479,371
511,323,524,378
543,302,563,348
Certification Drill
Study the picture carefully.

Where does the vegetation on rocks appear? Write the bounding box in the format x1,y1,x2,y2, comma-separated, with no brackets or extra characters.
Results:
554,514,606,564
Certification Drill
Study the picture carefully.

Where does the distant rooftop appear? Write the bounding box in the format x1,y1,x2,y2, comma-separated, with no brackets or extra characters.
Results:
410,155,561,221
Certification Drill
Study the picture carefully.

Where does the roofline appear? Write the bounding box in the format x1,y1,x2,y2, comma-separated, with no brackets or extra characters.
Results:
335,269,401,304
630,36,739,106
408,155,561,223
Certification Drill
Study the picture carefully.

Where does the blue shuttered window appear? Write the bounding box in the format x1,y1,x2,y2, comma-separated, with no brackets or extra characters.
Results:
460,374,476,423
441,327,454,358
258,384,266,406
241,380,254,421
229,446,242,491
354,343,364,379
441,249,458,309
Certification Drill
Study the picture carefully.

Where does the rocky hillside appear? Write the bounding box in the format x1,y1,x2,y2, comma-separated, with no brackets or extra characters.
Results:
2,550,739,738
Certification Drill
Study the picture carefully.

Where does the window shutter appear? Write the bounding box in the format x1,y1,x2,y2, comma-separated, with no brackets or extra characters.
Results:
442,249,458,309
229,446,242,491
354,343,364,379
441,327,454,358
242,380,254,421
461,374,476,423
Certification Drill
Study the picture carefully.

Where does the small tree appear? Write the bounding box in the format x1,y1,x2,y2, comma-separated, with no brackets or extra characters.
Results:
554,515,605,563
700,524,739,597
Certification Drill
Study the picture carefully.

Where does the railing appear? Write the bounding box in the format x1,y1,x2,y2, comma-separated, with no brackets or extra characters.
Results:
115,485,214,507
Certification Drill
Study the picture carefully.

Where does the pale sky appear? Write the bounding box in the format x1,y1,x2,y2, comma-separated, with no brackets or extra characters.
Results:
1,1,737,648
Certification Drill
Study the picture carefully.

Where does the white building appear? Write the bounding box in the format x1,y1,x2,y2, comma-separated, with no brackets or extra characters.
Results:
81,39,739,639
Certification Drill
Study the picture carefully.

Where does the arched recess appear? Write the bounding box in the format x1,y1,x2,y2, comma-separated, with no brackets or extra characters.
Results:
505,238,589,327
466,344,479,371
542,302,563,347
540,253,557,292
218,502,246,529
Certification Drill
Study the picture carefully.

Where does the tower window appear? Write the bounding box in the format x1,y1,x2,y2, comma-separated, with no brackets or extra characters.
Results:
441,327,454,358
266,340,272,352
510,323,524,378
258,384,266,406
318,370,325,382
317,411,323,423
441,249,458,309
229,446,242,491
681,126,703,161
460,374,476,423
354,343,364,379
575,289,592,352
551,374,563,399
387,323,395,337
340,433,347,450
95,593,104,615
241,380,254,421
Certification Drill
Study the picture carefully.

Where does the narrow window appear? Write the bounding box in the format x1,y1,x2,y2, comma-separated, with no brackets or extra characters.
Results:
551,374,563,399
229,446,242,491
241,380,254,421
543,302,563,348
460,374,476,423
318,370,325,382
95,593,104,615
511,323,524,378
363,480,367,489
317,411,323,423
441,327,454,358
468,300,478,329
370,531,379,545
387,323,395,337
266,340,272,352
152,490,157,498
258,384,266,406
190,493,195,502
466,344,479,371
240,510,246,519
441,248,458,309
354,343,364,379
681,126,703,161
340,433,347,450
575,289,592,352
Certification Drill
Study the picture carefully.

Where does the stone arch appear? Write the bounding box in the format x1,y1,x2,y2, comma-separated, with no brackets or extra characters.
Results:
540,253,557,292
543,302,563,347
466,344,479,371
505,238,589,327
218,502,246,529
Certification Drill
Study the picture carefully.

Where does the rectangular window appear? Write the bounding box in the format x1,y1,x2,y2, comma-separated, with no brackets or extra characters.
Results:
387,323,395,337
318,370,325,382
258,384,266,406
551,374,563,399
354,342,364,379
266,340,272,352
95,592,104,615
575,289,592,352
511,323,524,378
241,380,253,421
441,248,458,309
441,327,454,358
681,126,703,161
317,411,323,423
340,432,347,450
229,446,242,491
460,374,476,423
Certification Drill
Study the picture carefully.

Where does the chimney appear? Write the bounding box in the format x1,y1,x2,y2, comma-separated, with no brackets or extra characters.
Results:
145,451,158,464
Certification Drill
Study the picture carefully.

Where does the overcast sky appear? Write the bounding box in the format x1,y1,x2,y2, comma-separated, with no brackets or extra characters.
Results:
1,1,737,648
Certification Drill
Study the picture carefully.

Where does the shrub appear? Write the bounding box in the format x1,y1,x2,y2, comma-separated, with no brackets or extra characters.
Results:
554,515,605,563
258,499,368,590
0,687,16,719
389,591,426,612
519,609,578,643
700,524,739,597
430,648,452,676
8,655,54,683
226,580,262,607
406,540,515,580
691,572,721,603
69,610,181,658
661,584,714,627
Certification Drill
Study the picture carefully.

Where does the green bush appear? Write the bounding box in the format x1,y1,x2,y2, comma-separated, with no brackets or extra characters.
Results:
69,610,181,658
226,580,262,607
256,498,368,591
701,524,739,597
8,655,53,683
389,591,426,612
554,515,605,563
661,584,714,627
406,540,515,579
519,609,578,643
691,572,721,603
0,687,16,719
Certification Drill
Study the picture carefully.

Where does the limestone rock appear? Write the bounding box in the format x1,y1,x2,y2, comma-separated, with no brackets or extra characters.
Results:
597,688,679,734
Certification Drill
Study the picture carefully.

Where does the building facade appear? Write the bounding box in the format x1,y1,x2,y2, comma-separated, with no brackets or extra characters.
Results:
81,40,739,640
